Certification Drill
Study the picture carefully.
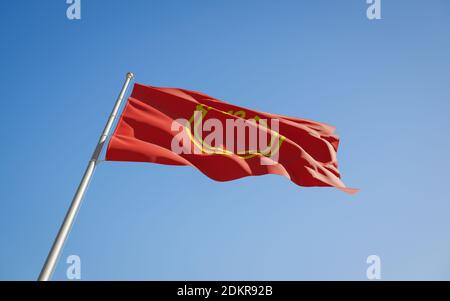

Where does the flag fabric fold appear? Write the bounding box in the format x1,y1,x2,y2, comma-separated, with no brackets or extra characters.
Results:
106,83,357,194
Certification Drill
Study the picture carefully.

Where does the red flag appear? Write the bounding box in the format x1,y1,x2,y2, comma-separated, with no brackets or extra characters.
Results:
106,83,357,193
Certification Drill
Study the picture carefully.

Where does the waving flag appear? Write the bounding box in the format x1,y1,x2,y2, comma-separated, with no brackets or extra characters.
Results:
106,83,357,193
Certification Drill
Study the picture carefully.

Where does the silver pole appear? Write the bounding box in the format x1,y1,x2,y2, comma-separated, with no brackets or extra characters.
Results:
38,72,135,281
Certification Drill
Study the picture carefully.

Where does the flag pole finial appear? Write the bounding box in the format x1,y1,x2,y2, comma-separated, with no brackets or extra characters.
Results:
127,72,134,79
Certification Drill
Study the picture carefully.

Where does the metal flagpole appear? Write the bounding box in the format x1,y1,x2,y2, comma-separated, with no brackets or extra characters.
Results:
38,72,135,281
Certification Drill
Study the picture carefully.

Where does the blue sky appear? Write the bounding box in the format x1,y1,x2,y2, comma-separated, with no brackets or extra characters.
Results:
1,0,450,280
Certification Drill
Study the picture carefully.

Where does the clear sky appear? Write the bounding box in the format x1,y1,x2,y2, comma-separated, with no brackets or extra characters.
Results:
1,0,450,280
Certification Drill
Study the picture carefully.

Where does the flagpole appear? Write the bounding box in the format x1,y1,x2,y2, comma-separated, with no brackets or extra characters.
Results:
38,72,135,281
